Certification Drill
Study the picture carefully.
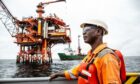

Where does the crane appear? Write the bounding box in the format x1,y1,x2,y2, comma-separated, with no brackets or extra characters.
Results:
0,0,19,37
0,0,71,64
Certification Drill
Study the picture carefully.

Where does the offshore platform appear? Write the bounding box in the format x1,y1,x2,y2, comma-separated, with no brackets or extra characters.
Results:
0,0,71,64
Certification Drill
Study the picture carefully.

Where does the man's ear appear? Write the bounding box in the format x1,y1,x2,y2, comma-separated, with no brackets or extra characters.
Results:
96,28,103,36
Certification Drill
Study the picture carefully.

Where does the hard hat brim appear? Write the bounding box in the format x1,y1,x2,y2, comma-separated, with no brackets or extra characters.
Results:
80,21,108,35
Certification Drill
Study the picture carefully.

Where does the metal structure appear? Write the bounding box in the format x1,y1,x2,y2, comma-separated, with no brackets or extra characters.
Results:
0,0,71,64
0,0,19,37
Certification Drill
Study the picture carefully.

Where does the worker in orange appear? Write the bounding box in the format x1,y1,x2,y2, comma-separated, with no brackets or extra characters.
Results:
49,19,126,84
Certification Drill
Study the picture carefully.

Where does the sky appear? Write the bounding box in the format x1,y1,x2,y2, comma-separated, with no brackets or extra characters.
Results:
0,0,140,59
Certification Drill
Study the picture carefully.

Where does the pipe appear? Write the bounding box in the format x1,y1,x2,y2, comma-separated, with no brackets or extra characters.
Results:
38,20,42,35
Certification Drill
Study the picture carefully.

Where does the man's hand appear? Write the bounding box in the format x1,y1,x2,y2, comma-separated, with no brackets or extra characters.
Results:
49,72,65,81
49,73,58,81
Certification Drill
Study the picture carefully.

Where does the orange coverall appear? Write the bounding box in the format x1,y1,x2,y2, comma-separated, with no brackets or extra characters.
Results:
64,43,121,84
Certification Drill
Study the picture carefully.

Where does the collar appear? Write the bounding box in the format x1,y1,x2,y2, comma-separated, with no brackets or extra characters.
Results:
88,43,107,56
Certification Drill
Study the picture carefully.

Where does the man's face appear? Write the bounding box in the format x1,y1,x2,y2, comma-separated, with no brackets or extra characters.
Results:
82,25,98,44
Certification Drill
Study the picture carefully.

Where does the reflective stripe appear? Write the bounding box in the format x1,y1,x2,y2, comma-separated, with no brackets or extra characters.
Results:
81,70,91,77
97,48,119,62
68,70,76,79
78,72,88,80
64,71,71,80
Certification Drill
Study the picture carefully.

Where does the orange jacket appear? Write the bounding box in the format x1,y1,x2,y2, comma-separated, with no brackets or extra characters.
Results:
64,43,122,84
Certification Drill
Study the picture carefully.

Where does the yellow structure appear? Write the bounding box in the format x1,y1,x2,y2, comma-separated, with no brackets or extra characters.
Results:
125,72,140,84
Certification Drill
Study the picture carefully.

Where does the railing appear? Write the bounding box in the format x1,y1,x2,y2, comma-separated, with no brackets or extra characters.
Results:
0,77,77,84
125,72,140,84
49,28,71,37
0,72,140,84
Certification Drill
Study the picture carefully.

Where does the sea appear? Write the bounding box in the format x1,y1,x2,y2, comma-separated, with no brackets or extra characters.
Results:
0,56,140,78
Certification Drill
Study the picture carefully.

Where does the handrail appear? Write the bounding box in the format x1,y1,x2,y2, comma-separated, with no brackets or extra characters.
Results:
0,72,140,84
0,77,77,84
126,72,140,76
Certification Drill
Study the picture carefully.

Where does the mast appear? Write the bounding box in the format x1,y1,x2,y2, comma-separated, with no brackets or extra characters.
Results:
78,35,81,55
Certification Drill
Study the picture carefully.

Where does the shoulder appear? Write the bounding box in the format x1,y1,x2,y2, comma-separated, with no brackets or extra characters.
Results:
97,48,118,59
101,53,118,64
96,48,119,65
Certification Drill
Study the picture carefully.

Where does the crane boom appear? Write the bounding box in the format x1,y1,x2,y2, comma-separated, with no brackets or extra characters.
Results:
0,0,14,19
40,0,66,5
0,0,19,37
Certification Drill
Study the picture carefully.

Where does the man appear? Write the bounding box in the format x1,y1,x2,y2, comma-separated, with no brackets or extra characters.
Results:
49,19,125,84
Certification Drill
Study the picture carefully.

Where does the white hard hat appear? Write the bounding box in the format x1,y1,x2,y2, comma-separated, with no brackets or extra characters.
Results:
80,19,108,35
